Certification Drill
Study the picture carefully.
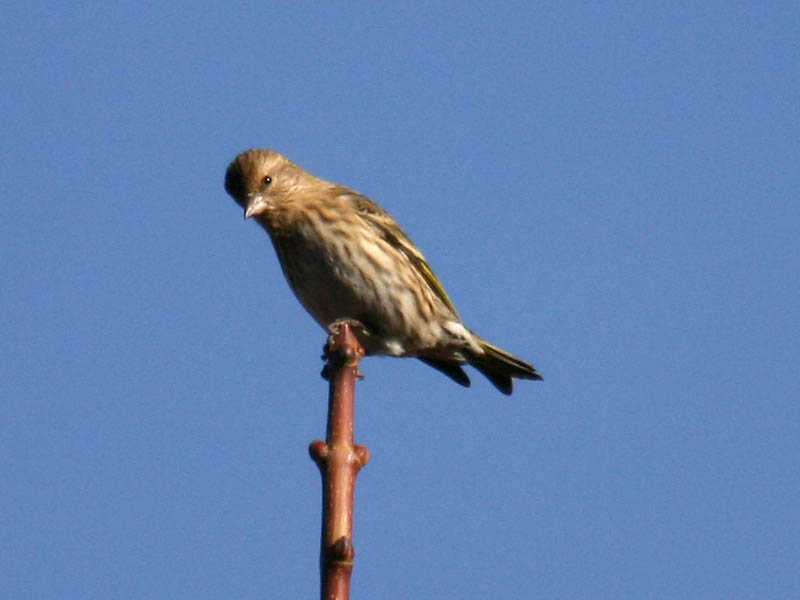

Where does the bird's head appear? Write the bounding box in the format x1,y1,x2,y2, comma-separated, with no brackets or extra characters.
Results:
224,148,307,219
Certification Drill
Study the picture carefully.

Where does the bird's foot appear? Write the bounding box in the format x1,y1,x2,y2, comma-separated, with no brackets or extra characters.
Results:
320,319,366,380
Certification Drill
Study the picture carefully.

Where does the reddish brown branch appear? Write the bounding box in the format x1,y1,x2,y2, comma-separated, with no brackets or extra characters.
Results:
309,320,369,600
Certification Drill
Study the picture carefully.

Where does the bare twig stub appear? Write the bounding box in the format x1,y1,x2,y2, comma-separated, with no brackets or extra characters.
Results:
309,320,370,600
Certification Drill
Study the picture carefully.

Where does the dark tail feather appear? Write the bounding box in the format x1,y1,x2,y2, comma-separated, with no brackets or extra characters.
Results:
418,357,471,388
470,340,542,395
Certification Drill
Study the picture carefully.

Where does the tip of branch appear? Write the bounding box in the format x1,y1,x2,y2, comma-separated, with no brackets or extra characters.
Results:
324,320,366,368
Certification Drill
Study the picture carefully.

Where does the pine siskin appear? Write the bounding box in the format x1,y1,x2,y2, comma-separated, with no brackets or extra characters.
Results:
224,149,542,394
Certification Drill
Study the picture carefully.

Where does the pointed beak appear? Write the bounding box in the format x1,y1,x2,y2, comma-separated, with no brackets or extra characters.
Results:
244,194,268,219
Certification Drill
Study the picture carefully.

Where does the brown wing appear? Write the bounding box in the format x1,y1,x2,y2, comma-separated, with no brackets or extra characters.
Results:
341,190,461,318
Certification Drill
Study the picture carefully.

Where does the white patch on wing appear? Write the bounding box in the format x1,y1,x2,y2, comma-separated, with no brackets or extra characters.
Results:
442,321,482,353
383,339,405,356
442,320,470,339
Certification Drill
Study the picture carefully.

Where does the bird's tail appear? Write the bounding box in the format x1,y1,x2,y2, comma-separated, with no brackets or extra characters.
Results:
469,339,543,395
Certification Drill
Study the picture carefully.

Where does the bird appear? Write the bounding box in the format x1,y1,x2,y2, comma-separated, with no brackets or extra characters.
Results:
224,148,542,394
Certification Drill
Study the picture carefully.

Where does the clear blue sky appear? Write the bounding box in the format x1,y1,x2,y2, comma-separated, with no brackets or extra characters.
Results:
3,3,798,598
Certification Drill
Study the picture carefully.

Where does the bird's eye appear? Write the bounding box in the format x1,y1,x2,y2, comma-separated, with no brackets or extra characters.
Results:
262,176,272,187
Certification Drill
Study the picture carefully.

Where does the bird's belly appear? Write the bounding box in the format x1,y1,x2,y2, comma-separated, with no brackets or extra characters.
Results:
287,250,368,326
272,234,440,355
